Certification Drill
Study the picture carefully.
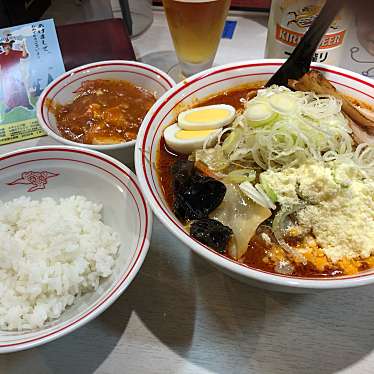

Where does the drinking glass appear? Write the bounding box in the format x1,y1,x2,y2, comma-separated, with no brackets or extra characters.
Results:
128,0,154,37
163,0,230,79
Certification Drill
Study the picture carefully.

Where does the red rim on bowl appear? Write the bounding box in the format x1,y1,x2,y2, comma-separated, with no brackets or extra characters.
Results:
0,146,152,352
136,59,374,290
37,61,175,151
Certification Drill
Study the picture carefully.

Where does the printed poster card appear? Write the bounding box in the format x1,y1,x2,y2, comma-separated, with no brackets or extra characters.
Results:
0,19,65,145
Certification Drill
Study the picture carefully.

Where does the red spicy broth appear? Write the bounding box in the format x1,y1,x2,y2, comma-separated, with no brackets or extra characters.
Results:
156,85,348,278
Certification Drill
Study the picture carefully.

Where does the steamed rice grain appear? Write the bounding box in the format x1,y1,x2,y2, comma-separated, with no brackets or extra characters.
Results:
0,196,120,331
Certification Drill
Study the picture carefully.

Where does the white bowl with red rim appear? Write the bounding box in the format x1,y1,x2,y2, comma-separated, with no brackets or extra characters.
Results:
36,60,175,166
135,59,374,293
0,146,152,352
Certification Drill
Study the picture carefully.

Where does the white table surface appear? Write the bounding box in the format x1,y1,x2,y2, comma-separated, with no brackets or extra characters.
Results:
2,10,374,374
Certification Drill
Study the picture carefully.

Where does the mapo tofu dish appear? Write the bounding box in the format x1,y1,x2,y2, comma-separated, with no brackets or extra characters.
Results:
51,79,156,145
157,70,374,278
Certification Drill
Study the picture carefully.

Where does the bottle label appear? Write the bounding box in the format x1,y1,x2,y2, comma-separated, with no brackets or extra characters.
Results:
275,24,346,49
266,0,351,65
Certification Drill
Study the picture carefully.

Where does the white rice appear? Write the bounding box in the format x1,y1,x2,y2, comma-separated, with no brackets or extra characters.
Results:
0,196,120,331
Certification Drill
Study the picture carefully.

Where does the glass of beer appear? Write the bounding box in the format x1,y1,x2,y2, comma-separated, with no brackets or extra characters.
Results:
163,0,230,79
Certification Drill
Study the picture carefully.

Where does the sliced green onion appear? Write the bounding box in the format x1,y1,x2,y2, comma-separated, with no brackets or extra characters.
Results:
272,204,307,265
223,169,256,184
222,128,242,154
255,184,276,210
239,181,275,210
194,85,353,172
269,93,297,114
244,102,278,128
259,174,278,203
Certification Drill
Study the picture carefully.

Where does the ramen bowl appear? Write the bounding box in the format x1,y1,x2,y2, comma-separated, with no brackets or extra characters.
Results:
37,60,175,167
135,59,374,293
0,146,152,352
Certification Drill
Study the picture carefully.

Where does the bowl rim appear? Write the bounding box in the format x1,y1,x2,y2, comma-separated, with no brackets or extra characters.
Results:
135,58,374,290
0,145,153,353
36,60,176,151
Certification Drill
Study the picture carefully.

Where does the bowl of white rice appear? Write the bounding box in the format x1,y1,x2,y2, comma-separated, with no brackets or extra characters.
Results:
0,146,152,353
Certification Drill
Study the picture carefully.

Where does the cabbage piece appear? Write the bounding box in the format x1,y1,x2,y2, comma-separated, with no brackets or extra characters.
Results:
210,184,271,259
195,145,230,171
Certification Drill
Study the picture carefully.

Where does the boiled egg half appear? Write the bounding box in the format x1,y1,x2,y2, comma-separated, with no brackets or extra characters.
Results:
164,104,236,154
178,104,236,130
164,124,221,154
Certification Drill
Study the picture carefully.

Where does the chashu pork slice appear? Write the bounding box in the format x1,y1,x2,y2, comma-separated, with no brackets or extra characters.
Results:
289,70,374,144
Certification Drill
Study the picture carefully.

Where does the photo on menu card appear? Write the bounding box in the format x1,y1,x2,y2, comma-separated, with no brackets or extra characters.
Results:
0,19,65,145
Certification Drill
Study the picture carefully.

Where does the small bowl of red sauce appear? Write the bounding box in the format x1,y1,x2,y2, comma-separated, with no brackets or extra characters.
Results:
37,60,175,166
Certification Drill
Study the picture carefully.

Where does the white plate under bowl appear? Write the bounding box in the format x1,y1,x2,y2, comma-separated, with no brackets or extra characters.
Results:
0,146,152,352
37,60,175,166
135,58,374,293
